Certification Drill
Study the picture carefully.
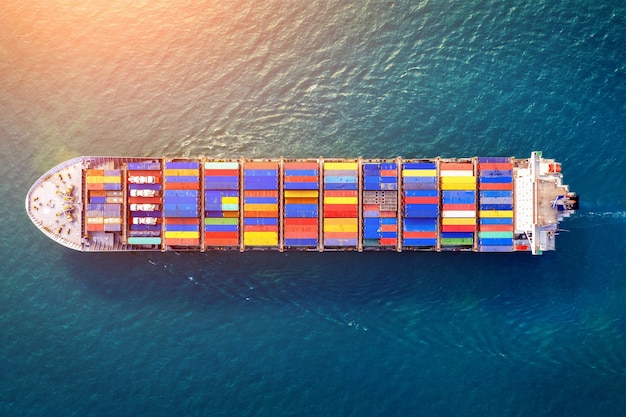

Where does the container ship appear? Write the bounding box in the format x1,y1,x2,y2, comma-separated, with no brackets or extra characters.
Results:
25,151,578,255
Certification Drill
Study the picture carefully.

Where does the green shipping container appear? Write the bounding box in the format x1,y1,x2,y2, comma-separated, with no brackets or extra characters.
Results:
441,238,473,246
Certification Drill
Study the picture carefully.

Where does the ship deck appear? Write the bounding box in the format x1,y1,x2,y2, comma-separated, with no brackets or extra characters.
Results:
25,152,576,254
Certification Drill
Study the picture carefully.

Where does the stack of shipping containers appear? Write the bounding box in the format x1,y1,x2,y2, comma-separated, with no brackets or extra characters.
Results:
477,157,514,252
243,162,279,247
85,169,122,234
440,161,476,248
362,162,398,247
323,161,359,248
203,161,240,247
163,161,201,247
126,161,162,246
401,161,439,248
283,161,319,248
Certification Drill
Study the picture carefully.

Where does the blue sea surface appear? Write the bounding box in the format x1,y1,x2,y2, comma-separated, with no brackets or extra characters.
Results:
1,1,626,416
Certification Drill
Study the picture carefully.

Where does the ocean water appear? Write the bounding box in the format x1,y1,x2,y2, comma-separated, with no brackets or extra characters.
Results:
1,0,626,415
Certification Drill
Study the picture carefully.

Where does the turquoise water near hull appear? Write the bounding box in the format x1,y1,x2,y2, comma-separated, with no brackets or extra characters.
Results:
1,1,626,415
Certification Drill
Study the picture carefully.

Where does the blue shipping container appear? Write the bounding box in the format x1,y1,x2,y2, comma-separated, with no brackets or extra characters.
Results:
165,224,200,232
165,161,199,169
285,238,318,247
403,163,436,170
403,238,437,246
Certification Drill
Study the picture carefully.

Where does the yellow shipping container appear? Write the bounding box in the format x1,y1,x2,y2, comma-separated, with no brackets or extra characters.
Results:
221,197,239,205
323,218,358,233
324,218,358,226
323,196,358,205
284,190,319,198
244,232,278,246
86,176,104,184
402,169,436,177
244,204,278,211
164,231,200,239
103,176,121,184
479,210,514,218
440,179,476,190
441,176,476,184
442,217,477,225
324,162,357,170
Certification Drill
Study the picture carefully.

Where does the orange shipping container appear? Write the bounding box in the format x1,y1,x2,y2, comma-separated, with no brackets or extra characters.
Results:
244,162,278,170
205,238,240,246
324,190,357,197
244,190,278,197
440,162,473,171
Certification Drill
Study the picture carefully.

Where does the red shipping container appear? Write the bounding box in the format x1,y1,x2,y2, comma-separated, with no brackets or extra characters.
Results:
204,169,239,176
285,230,318,239
90,190,107,197
441,225,475,232
166,217,199,225
477,163,512,171
204,231,239,239
379,238,398,246
380,224,397,232
379,211,397,218
479,183,513,191
285,218,318,226
323,206,357,217
128,196,162,204
285,225,317,233
404,196,439,204
515,245,530,251
165,182,199,190
244,210,279,218
380,170,397,177
403,231,437,239
285,162,319,170
205,238,239,246
284,176,318,183
127,170,161,177
479,224,514,232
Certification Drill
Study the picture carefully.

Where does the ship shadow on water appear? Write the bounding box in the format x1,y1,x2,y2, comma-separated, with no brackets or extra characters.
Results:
61,247,583,311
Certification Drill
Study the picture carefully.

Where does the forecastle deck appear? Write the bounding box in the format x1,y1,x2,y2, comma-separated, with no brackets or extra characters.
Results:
25,152,578,255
